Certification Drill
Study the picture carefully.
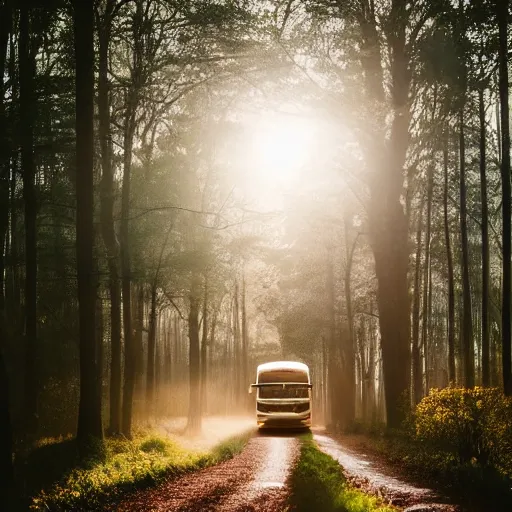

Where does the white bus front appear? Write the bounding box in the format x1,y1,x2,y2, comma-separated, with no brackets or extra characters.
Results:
250,361,312,429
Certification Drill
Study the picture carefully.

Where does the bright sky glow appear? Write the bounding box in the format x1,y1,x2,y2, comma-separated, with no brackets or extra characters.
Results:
248,113,315,188
227,104,346,211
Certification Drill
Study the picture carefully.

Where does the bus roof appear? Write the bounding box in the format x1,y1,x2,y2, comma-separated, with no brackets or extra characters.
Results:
256,361,309,374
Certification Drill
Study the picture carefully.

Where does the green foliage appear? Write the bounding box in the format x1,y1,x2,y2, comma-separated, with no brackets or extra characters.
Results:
209,432,249,462
415,387,512,474
28,430,252,511
289,435,396,512
359,388,512,509
139,437,168,454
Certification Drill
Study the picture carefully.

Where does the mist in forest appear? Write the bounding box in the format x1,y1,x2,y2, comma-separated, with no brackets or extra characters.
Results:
1,4,512,503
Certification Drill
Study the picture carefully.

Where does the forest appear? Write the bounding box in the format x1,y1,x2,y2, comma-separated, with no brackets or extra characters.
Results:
0,0,512,510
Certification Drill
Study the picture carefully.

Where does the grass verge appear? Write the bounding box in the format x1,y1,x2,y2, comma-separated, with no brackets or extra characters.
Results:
27,428,252,511
289,435,396,512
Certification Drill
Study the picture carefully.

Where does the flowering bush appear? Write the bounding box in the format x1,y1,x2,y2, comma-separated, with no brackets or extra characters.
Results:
415,387,512,477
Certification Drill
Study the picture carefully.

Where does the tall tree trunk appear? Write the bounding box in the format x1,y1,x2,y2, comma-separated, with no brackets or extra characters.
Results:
241,275,248,408
355,322,363,420
427,254,434,386
326,249,337,427
146,282,157,414
495,80,502,162
0,3,13,495
165,312,172,386
454,0,474,390
0,208,12,498
120,0,144,437
209,307,217,376
95,291,104,416
6,28,19,326
173,314,179,382
226,301,233,412
368,310,377,421
120,131,135,436
479,85,490,387
412,201,424,403
120,92,136,436
498,0,511,395
459,105,474,388
0,0,10,221
20,3,38,432
443,131,456,383
154,312,161,411
421,165,434,394
74,0,103,445
98,0,122,435
134,284,144,392
233,282,241,405
364,0,411,428
187,292,201,433
321,333,327,423
200,277,207,415
371,161,411,428
0,0,11,340
107,274,121,432
343,216,356,427
0,343,12,503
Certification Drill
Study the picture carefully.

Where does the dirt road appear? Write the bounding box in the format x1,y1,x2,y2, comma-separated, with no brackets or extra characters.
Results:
114,426,468,511
115,431,299,511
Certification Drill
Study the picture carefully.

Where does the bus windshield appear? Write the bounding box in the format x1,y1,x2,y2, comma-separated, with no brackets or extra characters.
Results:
258,369,308,384
258,385,309,399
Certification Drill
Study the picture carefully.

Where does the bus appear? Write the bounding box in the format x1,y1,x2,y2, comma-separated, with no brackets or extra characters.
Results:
249,361,312,429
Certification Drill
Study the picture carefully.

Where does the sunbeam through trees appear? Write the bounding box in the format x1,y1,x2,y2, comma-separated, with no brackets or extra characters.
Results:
0,0,512,510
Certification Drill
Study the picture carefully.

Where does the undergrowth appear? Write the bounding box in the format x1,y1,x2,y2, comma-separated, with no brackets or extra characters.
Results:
289,435,395,512
357,387,512,511
26,428,252,511
365,432,512,511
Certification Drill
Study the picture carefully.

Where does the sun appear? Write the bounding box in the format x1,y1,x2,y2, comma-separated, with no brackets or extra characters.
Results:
232,107,324,209
247,111,315,189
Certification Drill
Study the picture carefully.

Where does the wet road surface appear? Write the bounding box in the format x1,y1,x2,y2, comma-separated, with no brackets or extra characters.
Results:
114,425,477,511
115,431,300,511
313,431,460,512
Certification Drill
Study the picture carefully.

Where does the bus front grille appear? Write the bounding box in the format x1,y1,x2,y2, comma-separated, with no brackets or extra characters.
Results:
257,402,310,414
